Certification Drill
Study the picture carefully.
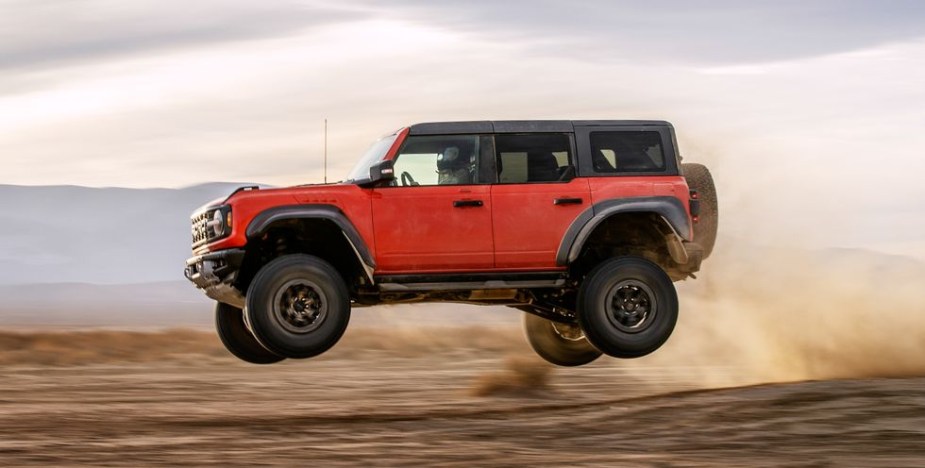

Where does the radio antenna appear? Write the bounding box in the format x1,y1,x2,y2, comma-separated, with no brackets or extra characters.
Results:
323,118,328,183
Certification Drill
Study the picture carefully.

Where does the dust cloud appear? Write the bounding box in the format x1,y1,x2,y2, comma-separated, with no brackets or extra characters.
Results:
638,238,925,386
470,356,553,397
629,138,925,387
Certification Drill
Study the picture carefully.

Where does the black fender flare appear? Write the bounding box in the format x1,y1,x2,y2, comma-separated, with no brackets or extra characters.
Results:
246,204,376,273
556,196,692,266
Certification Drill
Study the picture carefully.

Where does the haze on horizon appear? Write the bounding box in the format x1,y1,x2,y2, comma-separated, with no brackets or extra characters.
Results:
2,0,925,257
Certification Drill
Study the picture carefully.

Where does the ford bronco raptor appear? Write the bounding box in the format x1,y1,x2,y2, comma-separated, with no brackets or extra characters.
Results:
185,120,717,366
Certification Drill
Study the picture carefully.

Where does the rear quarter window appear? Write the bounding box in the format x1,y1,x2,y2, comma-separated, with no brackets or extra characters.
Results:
590,131,665,173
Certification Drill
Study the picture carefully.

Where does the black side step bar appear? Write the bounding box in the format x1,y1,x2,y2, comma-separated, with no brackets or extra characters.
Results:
376,272,567,292
378,279,565,292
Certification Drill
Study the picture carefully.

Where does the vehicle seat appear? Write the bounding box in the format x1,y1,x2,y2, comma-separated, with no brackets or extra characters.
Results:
613,142,654,171
527,152,561,182
617,152,654,171
593,150,617,172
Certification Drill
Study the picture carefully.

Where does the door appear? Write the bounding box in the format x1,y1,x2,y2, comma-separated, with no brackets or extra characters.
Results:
372,134,494,272
490,133,590,269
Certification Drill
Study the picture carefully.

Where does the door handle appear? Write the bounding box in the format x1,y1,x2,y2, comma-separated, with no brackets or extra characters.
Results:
553,197,583,206
453,199,484,208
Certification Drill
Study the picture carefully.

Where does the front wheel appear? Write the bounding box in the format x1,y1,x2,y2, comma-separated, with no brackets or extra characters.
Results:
215,302,285,364
578,257,678,359
523,313,602,367
245,254,351,359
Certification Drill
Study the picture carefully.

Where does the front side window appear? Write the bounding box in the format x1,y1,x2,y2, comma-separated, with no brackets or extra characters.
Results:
590,131,665,173
391,135,481,186
495,134,573,184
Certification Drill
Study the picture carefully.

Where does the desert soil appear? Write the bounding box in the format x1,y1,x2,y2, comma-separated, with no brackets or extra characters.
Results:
0,329,923,467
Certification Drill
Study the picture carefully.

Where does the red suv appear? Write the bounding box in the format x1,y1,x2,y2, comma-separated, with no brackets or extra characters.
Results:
185,120,718,366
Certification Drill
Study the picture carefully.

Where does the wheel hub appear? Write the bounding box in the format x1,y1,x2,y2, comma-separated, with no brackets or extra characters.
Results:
606,280,657,333
273,280,327,334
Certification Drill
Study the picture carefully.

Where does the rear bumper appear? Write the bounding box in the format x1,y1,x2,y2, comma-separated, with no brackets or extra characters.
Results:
184,248,246,309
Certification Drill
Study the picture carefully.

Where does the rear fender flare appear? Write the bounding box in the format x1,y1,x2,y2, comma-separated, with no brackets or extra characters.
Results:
556,197,692,266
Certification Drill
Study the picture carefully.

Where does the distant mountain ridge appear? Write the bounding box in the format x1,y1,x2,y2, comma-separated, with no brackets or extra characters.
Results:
0,183,256,285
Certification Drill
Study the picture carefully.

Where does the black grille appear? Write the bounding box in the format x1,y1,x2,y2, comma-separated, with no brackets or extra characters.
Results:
191,208,221,248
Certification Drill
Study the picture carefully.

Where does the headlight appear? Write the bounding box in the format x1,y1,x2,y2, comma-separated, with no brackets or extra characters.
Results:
208,209,224,236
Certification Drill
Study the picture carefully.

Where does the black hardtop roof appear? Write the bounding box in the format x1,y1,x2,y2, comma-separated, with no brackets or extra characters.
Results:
408,120,672,135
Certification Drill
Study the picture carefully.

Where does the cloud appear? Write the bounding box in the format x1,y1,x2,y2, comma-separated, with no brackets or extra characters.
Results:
0,0,368,71
358,0,925,64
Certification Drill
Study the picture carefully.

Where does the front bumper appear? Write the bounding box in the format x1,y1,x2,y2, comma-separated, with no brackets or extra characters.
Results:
184,248,246,309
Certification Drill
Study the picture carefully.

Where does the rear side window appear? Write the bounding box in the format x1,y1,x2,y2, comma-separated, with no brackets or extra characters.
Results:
495,134,573,183
590,131,665,173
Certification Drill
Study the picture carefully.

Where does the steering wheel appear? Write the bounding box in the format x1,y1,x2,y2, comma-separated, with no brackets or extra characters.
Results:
400,171,418,186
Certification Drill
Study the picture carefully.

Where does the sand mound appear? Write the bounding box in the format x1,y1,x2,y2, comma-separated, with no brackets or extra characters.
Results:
0,329,225,366
0,326,528,366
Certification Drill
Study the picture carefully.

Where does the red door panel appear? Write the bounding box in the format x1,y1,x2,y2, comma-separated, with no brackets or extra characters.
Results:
491,178,590,269
372,185,493,273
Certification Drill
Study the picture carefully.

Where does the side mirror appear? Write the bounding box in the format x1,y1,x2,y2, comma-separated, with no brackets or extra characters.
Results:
369,160,395,184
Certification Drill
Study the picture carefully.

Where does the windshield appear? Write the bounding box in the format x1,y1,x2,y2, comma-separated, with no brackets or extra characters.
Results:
345,133,399,182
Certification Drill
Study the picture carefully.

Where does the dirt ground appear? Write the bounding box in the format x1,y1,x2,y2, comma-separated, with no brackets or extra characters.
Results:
0,328,923,467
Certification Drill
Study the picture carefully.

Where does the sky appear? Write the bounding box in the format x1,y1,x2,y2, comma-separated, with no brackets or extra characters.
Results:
2,0,925,256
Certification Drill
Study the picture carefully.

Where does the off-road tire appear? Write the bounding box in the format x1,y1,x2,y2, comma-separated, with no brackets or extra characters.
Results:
523,313,602,367
682,162,718,259
578,257,678,359
245,254,351,359
215,302,285,365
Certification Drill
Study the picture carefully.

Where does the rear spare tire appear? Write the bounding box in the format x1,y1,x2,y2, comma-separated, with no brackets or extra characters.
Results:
245,254,351,359
682,162,718,259
215,302,285,364
578,257,678,359
523,313,602,367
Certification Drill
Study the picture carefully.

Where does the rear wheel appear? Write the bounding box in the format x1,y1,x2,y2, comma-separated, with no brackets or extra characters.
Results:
523,313,602,367
682,162,718,258
578,257,678,359
245,254,351,359
215,302,284,364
